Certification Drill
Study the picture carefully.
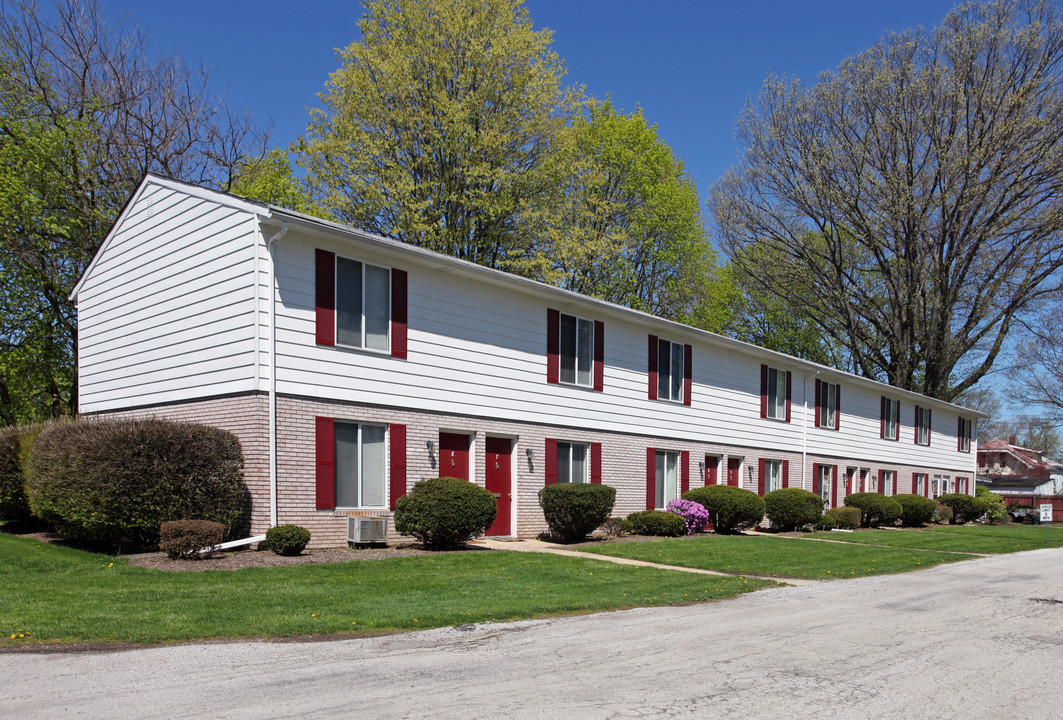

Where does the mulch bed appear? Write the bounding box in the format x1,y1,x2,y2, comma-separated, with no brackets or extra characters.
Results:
126,543,441,571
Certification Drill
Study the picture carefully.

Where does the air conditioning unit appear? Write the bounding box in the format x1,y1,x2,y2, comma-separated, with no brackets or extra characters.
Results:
348,516,388,545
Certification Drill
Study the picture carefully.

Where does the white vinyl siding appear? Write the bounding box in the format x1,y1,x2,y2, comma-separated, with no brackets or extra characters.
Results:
335,422,387,509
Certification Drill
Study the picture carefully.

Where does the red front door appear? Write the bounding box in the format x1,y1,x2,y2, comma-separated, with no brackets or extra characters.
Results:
705,456,719,485
485,437,512,536
439,432,470,480
727,458,741,487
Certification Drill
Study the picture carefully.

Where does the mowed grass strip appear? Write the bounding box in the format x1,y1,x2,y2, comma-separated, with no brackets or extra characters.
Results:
580,534,972,579
917,523,1063,547
803,525,1061,553
0,535,776,646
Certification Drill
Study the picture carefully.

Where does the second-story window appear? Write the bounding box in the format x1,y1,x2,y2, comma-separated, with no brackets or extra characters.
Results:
816,380,840,429
761,365,790,421
336,256,390,351
559,313,594,387
881,398,900,440
915,405,932,446
657,338,685,402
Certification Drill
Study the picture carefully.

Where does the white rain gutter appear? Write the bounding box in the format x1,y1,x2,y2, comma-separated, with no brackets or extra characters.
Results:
265,221,289,527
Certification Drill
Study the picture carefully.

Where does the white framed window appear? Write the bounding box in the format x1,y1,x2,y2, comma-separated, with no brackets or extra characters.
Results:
882,470,895,497
657,339,685,402
933,475,951,497
817,381,839,429
763,459,783,493
556,441,589,483
817,464,832,506
559,313,594,387
655,450,679,508
915,405,931,446
335,422,387,508
881,398,900,440
958,417,973,453
767,367,787,420
915,473,927,496
336,256,391,351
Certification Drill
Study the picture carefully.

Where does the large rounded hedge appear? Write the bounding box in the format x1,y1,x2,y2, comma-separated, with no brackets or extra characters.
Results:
539,482,616,543
843,492,902,527
893,494,937,527
764,488,823,531
935,493,988,524
394,477,497,549
682,485,765,533
24,417,245,549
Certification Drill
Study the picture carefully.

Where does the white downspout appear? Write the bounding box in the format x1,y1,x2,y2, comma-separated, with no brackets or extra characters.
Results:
265,221,289,527
803,371,820,486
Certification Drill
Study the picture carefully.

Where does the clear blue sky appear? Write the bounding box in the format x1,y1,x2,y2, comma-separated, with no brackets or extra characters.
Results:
98,0,963,194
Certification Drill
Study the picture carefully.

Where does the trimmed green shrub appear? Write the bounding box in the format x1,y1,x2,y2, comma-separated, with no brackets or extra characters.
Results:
824,506,862,530
159,520,225,559
682,485,765,533
764,488,823,531
538,482,616,542
893,494,936,527
266,524,311,556
626,510,686,537
394,477,496,549
936,493,988,524
843,492,902,528
24,417,245,549
0,426,30,521
813,514,838,531
598,517,632,537
975,486,1009,524
934,503,954,524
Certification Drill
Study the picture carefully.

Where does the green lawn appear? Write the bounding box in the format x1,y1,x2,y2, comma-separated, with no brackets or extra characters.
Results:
803,524,1063,554
0,534,776,646
580,534,973,579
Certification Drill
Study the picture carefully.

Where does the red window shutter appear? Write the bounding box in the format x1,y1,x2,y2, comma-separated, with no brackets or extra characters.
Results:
389,423,407,509
315,249,335,346
590,442,602,484
683,344,692,406
878,469,884,493
812,463,821,497
646,448,656,509
315,416,335,510
914,406,920,444
544,438,558,485
647,335,658,399
831,465,838,508
880,397,886,438
957,418,963,451
785,371,792,422
680,450,690,495
757,458,766,496
926,409,932,445
760,364,768,418
834,385,840,430
546,309,560,384
892,473,898,496
390,268,408,358
912,472,919,496
593,320,605,391
814,378,822,427
782,459,790,489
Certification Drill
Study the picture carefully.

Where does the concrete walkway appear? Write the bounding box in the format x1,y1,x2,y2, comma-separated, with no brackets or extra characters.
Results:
469,536,819,586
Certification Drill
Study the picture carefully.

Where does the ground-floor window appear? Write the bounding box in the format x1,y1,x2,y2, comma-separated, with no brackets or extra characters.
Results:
933,475,951,497
915,473,927,497
882,470,895,497
817,464,832,507
557,441,589,483
655,450,679,508
763,459,783,494
335,422,387,508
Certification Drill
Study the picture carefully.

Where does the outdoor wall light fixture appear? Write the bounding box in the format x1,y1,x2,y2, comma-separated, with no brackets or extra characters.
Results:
698,460,705,472
426,440,435,454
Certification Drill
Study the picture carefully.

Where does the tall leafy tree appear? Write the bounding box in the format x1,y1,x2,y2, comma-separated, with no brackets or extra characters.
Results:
0,0,267,421
528,101,729,328
298,0,576,270
710,0,1063,401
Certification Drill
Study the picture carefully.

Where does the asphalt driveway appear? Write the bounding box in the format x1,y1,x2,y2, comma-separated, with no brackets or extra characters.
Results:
3,548,1061,719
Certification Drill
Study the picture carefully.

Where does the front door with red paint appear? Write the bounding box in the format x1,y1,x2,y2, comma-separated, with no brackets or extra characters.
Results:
727,458,741,487
484,437,512,536
439,432,470,480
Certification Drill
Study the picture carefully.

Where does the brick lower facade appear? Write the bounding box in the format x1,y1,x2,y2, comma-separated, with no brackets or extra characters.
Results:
100,392,976,548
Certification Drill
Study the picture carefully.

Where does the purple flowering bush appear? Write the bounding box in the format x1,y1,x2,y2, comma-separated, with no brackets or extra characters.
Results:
666,498,710,535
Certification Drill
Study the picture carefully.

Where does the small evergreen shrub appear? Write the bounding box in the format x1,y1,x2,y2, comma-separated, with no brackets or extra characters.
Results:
934,503,954,524
627,510,686,537
598,517,632,537
843,492,902,528
893,494,936,527
936,493,988,524
813,514,838,531
682,485,765,533
159,520,225,559
0,425,31,521
538,482,616,543
266,524,311,556
823,506,862,530
975,486,1009,524
666,498,711,534
764,488,823,531
24,417,245,549
394,477,496,549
